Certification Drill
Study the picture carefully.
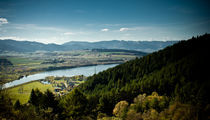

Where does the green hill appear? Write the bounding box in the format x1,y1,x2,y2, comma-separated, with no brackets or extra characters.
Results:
78,34,210,119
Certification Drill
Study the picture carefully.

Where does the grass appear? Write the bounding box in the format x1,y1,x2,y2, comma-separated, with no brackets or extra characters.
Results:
6,81,54,104
112,54,136,58
7,57,43,66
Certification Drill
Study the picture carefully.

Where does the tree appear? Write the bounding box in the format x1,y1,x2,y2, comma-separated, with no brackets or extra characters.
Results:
28,89,36,105
14,100,21,110
59,88,87,119
43,89,58,112
0,91,14,119
113,100,129,118
149,98,158,110
28,88,44,107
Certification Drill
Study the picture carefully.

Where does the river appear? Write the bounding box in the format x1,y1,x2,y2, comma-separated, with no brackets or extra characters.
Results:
3,64,118,89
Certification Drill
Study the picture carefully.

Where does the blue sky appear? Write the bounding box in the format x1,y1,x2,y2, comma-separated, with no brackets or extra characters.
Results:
0,0,210,44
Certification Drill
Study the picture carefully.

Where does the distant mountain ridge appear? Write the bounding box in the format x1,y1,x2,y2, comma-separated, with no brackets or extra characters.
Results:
0,39,177,53
63,40,178,52
0,40,65,52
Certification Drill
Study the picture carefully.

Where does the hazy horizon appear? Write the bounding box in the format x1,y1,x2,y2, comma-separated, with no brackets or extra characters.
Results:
0,0,209,44
0,38,180,45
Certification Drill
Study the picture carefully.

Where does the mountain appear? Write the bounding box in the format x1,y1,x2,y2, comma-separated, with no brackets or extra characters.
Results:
63,40,178,52
0,39,177,53
0,40,66,52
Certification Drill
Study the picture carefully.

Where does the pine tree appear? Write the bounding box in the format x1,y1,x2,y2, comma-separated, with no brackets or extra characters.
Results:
14,100,21,110
59,88,87,119
28,88,44,107
28,89,37,106
43,89,58,112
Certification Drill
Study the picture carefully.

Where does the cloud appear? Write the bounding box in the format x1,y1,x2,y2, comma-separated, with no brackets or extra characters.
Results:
119,26,154,32
63,32,75,35
119,28,129,32
101,28,109,32
0,17,8,26
0,36,26,40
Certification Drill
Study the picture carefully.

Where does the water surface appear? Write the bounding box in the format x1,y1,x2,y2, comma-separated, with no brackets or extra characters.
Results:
3,64,118,88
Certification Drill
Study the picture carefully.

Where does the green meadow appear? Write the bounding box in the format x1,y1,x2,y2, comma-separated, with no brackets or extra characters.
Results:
6,81,54,104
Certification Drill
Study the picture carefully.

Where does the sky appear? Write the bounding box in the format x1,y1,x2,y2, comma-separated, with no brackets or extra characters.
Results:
0,0,210,44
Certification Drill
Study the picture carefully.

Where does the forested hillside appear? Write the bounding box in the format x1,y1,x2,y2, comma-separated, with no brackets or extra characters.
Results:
78,34,210,119
1,34,209,120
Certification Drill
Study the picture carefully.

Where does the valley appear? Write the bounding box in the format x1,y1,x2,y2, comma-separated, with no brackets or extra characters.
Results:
0,49,145,84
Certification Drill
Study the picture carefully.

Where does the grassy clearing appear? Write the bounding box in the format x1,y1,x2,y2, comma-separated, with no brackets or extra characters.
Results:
6,81,54,104
112,54,136,58
7,57,43,66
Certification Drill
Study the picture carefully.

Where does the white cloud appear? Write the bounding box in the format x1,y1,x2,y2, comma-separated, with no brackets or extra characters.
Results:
63,32,75,35
119,27,154,32
0,36,26,40
101,28,109,32
0,17,8,26
119,28,129,32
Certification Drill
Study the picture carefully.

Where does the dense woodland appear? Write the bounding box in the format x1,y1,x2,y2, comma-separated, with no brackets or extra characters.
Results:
0,34,210,120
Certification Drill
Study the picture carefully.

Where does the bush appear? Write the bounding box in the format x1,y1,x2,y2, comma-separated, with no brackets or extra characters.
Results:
113,100,129,118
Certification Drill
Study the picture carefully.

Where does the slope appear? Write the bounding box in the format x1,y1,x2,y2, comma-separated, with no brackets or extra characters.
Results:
79,34,210,116
0,40,64,52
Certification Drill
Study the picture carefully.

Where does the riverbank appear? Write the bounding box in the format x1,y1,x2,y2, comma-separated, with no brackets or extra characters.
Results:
4,79,43,90
4,75,87,104
1,62,122,85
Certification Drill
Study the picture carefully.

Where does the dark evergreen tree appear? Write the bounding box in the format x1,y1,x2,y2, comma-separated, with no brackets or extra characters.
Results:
59,88,88,119
28,89,36,106
0,91,14,119
43,89,58,112
14,100,21,110
28,88,44,107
